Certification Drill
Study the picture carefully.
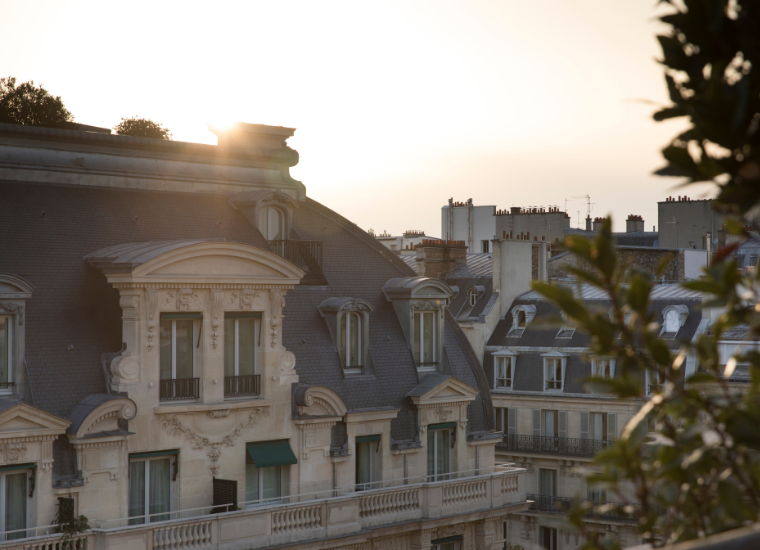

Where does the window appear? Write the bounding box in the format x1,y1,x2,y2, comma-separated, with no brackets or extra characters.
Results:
516,310,526,329
508,305,535,337
539,468,556,497
128,455,173,525
481,240,489,253
542,410,558,438
748,255,759,274
648,369,666,395
246,464,282,505
539,527,558,550
390,244,397,251
159,314,200,400
258,206,285,241
355,435,380,490
0,318,11,392
544,358,563,391
468,288,478,307
587,412,616,441
736,255,746,273
341,312,362,369
495,356,513,390
592,358,614,379
664,309,680,333
224,313,260,397
588,486,607,504
590,413,607,441
495,407,516,436
427,425,452,481
432,537,462,550
414,311,436,368
0,469,28,540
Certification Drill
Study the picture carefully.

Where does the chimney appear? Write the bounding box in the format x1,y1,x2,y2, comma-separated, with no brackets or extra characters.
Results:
592,217,606,232
415,240,467,280
626,214,645,233
208,122,296,149
585,216,592,231
493,239,547,319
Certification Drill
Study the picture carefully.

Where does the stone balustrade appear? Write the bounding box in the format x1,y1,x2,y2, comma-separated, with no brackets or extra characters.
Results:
0,468,526,550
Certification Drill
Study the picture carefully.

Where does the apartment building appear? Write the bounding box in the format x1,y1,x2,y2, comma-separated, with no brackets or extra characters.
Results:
0,121,528,550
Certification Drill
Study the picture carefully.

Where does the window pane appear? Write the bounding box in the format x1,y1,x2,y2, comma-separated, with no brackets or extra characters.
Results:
224,319,235,377
495,409,503,433
237,319,257,376
437,430,450,478
246,462,259,503
5,473,26,540
414,312,421,364
174,320,193,379
544,411,555,437
261,466,281,501
539,469,556,496
348,313,360,367
422,312,434,363
149,458,171,522
591,413,603,440
427,430,434,478
128,461,146,525
268,208,284,241
339,315,347,366
356,441,372,489
159,320,172,381
0,318,8,385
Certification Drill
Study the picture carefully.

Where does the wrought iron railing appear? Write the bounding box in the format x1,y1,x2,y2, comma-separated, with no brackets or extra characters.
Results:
496,434,614,457
268,240,325,284
527,493,641,522
159,378,200,401
224,375,260,397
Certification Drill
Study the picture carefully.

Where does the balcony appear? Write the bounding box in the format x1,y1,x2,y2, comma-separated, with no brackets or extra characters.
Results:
224,375,260,397
0,467,526,550
268,240,326,285
496,434,614,457
527,493,641,522
159,378,200,401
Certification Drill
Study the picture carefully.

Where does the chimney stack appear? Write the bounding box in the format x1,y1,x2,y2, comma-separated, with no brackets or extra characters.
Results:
592,217,606,232
585,216,592,231
415,240,467,280
626,214,645,233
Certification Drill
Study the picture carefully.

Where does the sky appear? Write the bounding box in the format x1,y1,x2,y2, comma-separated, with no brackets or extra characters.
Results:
0,0,716,235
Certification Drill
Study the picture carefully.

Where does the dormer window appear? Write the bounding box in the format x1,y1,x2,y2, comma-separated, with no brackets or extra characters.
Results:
0,273,34,399
414,311,437,368
660,305,689,340
556,311,576,339
508,304,536,337
468,288,478,307
318,297,373,375
516,310,526,328
542,352,566,392
493,350,517,391
341,312,362,368
592,358,614,379
258,206,285,241
0,317,10,393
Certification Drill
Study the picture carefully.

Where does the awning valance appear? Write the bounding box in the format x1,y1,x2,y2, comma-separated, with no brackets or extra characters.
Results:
246,440,298,468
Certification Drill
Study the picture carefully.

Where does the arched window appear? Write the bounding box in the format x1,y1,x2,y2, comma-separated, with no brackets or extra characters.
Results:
516,310,526,329
340,312,362,368
468,288,478,307
258,207,285,241
664,309,679,332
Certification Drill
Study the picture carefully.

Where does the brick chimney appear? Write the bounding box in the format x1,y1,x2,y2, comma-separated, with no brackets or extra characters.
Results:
415,239,467,280
626,214,644,233
592,217,606,232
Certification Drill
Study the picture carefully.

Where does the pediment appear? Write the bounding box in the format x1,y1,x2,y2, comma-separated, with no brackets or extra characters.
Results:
0,273,34,299
293,385,348,418
407,374,479,406
0,403,70,438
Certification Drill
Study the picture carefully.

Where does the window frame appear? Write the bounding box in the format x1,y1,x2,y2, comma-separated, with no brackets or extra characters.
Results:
128,455,175,525
0,317,12,394
258,206,286,241
160,317,199,381
414,310,437,370
245,464,283,507
341,311,363,371
542,355,565,392
0,468,30,540
494,355,513,391
427,426,453,482
468,288,478,307
591,358,615,379
355,438,379,491
225,316,259,377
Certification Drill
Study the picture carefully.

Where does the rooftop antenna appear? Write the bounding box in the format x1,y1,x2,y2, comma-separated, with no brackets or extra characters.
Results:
565,194,594,218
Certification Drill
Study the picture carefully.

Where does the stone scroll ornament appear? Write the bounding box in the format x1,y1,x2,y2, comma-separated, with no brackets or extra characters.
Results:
269,290,285,349
154,407,270,475
0,304,24,325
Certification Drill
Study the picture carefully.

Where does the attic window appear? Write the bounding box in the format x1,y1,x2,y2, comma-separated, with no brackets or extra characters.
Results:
493,351,516,391
468,288,478,307
556,312,575,339
660,305,688,340
414,311,437,369
341,312,362,368
542,352,566,392
318,298,373,375
259,206,285,241
508,305,536,337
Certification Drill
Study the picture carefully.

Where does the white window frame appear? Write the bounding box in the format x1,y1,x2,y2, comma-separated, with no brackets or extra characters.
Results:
494,355,513,391
414,310,437,369
0,317,12,394
246,465,283,507
163,319,198,380
591,358,615,379
468,288,478,307
0,469,29,540
129,455,174,524
543,355,565,392
646,369,666,396
508,305,536,336
341,312,363,371
427,428,452,482
227,318,259,377
259,206,286,241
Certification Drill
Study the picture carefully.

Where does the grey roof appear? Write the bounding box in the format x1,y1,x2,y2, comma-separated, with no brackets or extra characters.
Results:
616,232,659,247
85,240,209,270
400,255,418,272
67,394,135,436
399,253,493,278
406,374,452,397
517,283,702,301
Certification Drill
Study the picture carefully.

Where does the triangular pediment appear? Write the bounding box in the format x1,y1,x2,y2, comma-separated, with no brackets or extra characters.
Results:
407,374,479,406
0,403,70,438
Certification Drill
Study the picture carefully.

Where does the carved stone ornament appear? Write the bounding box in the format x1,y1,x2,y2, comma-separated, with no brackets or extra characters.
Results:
269,290,286,349
175,288,200,311
281,351,296,373
3,442,25,463
340,298,372,312
145,290,158,352
110,355,140,383
154,407,270,475
230,289,260,310
411,300,444,311
262,192,292,205
0,303,24,326
210,291,223,350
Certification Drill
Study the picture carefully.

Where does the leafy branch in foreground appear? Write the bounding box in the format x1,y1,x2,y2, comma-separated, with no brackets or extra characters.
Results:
532,218,760,548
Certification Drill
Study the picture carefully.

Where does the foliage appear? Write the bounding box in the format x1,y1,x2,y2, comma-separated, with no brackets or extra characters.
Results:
53,500,89,550
0,77,74,128
652,0,760,215
533,218,760,548
113,116,172,140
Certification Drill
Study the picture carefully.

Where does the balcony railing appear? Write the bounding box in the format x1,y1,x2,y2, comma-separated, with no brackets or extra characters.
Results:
159,378,200,401
268,240,325,284
527,493,641,522
496,434,614,457
224,375,260,397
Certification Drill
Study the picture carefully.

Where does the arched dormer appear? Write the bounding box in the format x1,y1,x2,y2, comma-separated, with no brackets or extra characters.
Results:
0,273,35,399
318,298,374,376
383,277,453,374
660,304,689,339
229,189,299,242
293,385,348,417
508,304,536,337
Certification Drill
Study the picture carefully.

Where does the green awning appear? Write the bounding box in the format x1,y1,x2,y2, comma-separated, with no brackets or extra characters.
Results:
130,450,179,459
429,422,457,431
356,434,381,443
246,440,298,468
0,462,35,473
161,313,202,319
431,535,463,544
225,312,263,319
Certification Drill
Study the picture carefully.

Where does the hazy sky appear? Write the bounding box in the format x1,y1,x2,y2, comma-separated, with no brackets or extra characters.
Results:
0,0,715,235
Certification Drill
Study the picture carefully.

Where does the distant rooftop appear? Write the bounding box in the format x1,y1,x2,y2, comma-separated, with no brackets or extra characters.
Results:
400,253,492,278
518,283,702,301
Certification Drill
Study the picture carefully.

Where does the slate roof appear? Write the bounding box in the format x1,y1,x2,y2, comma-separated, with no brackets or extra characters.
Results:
484,285,703,395
0,178,493,443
